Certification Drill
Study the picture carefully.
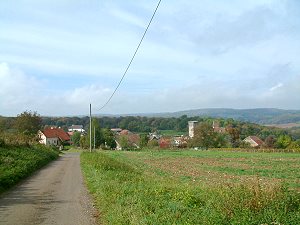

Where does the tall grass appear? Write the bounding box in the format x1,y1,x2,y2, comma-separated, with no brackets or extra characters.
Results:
81,152,300,225
0,145,59,193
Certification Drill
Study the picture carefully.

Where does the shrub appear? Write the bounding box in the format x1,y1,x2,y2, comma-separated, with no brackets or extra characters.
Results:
0,145,59,193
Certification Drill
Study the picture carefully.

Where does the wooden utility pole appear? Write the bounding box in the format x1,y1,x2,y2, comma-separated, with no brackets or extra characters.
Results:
89,103,92,153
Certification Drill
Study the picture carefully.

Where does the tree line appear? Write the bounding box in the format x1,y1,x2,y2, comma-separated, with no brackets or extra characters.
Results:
1,112,300,150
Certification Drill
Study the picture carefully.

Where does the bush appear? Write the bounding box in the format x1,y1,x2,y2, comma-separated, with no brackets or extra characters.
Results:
0,145,59,193
0,138,5,147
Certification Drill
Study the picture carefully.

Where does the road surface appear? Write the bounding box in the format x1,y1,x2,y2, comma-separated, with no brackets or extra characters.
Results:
0,152,97,225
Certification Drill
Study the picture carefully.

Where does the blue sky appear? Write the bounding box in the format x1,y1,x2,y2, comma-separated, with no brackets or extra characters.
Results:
0,0,300,116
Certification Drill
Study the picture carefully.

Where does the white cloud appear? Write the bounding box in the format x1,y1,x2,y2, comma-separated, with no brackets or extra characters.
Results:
269,83,283,91
0,63,42,114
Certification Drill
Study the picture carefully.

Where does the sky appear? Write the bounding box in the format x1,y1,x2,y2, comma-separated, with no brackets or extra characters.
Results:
0,0,300,116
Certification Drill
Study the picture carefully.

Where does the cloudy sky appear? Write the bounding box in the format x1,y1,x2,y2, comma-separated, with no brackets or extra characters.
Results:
1,0,300,116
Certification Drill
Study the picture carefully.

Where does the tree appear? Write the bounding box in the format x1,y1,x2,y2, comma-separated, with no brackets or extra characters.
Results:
189,122,228,148
287,140,300,150
14,111,42,135
226,125,240,147
86,118,104,148
80,135,87,148
264,135,276,148
71,131,81,147
102,128,116,149
119,135,129,150
139,134,149,148
275,135,292,149
148,139,159,148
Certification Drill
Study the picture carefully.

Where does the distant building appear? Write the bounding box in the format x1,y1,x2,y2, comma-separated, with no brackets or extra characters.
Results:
149,132,161,141
213,121,226,133
38,127,70,146
172,136,188,148
68,125,85,133
115,129,140,150
243,136,264,148
188,121,198,138
111,128,122,134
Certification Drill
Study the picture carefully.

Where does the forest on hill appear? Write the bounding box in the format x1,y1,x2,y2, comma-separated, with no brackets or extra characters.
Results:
127,108,300,125
38,115,300,140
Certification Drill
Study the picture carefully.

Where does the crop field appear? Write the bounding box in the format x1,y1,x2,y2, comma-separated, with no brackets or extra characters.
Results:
81,150,300,224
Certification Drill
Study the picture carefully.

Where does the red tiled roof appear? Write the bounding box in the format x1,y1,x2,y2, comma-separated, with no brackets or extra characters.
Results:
120,130,130,135
42,127,70,141
249,136,264,146
127,134,140,144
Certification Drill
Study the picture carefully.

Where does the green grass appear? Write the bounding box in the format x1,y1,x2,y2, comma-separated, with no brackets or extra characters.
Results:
0,145,59,193
81,150,300,224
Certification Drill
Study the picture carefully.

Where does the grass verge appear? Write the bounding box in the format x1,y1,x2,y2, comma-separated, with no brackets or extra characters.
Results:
81,151,300,224
0,145,59,193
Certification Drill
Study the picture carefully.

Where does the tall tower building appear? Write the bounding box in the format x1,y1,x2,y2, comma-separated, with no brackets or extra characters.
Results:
188,121,198,138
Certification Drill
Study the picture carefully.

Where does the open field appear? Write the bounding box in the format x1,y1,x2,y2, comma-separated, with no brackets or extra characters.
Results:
159,130,187,136
81,149,300,224
265,123,300,129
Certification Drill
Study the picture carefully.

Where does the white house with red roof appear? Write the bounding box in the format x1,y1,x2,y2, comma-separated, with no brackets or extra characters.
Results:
38,127,70,146
68,125,85,133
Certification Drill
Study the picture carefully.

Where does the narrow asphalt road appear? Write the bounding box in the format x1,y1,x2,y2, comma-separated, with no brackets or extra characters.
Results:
0,152,97,225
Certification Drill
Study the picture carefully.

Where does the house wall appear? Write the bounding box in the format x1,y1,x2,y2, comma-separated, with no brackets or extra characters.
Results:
244,137,258,147
39,132,47,145
38,132,59,146
68,128,85,133
46,138,59,146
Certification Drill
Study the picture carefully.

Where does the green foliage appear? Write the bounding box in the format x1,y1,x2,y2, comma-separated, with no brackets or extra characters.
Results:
287,140,300,150
71,131,81,147
275,135,292,149
36,115,297,144
139,134,149,148
0,137,5,147
81,151,300,225
190,122,229,148
264,135,276,148
102,128,116,149
147,139,159,148
0,132,38,146
226,126,240,147
85,118,104,148
14,111,42,135
119,136,129,150
80,135,87,149
0,145,59,193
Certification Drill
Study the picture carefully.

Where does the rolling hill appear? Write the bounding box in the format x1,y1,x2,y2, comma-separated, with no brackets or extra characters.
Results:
121,108,300,125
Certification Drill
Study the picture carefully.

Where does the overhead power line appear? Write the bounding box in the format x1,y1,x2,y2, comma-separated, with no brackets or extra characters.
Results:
98,0,162,111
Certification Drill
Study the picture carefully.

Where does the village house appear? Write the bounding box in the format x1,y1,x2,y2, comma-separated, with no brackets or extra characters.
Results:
114,129,140,150
68,125,85,133
212,121,226,133
38,127,70,147
149,132,161,141
111,128,122,134
243,136,264,148
172,135,188,148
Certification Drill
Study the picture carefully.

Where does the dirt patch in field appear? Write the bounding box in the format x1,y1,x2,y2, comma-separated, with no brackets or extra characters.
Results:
143,157,282,186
